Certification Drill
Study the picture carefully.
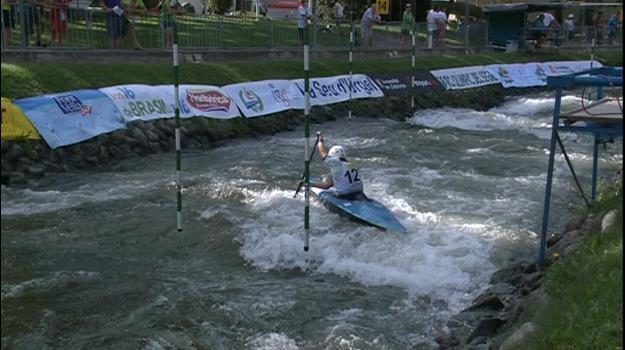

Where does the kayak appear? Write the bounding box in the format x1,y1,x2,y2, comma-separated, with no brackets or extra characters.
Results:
309,185,408,234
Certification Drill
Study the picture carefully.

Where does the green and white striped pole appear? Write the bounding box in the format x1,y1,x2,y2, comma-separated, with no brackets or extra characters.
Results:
348,0,354,120
411,0,416,109
303,8,311,251
173,23,182,232
348,20,354,120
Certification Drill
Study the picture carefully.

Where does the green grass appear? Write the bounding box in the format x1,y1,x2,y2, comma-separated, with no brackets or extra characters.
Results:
520,183,623,349
2,50,622,99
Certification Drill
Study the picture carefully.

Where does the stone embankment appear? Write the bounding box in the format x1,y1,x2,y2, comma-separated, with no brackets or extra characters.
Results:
434,170,622,350
1,86,510,187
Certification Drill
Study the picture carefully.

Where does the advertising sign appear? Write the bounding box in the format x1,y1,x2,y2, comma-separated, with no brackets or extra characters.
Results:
156,84,241,119
222,80,295,118
100,84,173,122
430,66,501,90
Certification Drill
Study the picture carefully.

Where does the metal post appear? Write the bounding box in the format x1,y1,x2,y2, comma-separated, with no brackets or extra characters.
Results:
464,0,469,53
539,88,562,268
173,25,183,232
591,139,599,202
303,15,311,251
348,22,353,120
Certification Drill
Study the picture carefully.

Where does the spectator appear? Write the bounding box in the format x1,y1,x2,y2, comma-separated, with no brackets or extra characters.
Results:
297,0,309,44
122,0,144,50
593,11,603,44
151,0,178,48
607,13,619,45
426,6,437,49
50,0,70,47
333,0,343,36
22,0,44,46
101,0,124,48
2,0,13,48
360,2,380,46
400,2,413,50
565,14,574,41
543,11,556,28
530,14,546,48
436,6,447,47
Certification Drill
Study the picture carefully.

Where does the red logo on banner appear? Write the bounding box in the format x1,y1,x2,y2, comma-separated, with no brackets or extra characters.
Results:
186,90,231,112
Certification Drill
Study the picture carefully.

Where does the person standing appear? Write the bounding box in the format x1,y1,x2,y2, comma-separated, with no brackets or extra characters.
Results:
593,11,603,44
121,0,145,49
151,0,177,48
426,6,437,49
400,2,413,50
333,0,343,36
436,6,447,47
565,14,574,41
101,0,124,48
360,2,380,46
2,0,13,48
50,0,70,47
297,0,309,44
607,13,619,45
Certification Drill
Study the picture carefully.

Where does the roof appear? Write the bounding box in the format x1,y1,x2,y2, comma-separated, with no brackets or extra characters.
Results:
562,98,624,124
482,2,571,13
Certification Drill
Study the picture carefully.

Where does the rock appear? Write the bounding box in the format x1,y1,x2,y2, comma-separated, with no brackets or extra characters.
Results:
498,322,536,350
564,215,586,232
129,127,149,148
601,210,618,233
522,262,538,274
466,318,505,344
26,165,46,177
489,264,525,285
145,130,160,142
9,171,26,184
9,143,24,160
580,217,598,235
467,295,505,311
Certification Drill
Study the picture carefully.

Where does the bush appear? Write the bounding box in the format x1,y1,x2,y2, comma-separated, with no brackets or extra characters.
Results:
212,0,230,14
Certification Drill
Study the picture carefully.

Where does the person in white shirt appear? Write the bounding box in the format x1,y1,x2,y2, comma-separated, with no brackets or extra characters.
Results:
361,2,380,46
436,7,447,46
308,132,367,200
333,1,344,35
298,0,309,44
543,11,556,27
565,14,574,40
426,6,438,48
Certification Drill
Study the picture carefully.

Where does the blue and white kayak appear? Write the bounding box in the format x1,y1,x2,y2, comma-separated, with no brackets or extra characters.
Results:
310,186,408,234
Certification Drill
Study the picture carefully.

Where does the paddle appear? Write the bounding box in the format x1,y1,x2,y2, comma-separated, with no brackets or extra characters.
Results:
293,132,321,198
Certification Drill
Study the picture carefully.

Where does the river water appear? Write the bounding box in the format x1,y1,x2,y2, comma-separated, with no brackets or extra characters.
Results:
1,91,622,349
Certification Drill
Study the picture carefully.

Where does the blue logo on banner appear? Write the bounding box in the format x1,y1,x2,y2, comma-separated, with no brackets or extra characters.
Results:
53,95,85,114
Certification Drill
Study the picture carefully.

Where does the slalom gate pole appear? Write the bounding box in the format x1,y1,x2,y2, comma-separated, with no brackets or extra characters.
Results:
411,0,416,109
173,23,182,232
304,12,312,251
348,20,354,120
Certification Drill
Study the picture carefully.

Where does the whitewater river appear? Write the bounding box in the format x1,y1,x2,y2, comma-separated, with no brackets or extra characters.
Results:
1,92,622,349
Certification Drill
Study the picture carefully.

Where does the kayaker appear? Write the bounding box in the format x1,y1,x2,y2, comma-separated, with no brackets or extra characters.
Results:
309,132,368,201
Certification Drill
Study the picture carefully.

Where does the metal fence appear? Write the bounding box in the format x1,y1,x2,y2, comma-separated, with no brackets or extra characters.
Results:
1,3,492,51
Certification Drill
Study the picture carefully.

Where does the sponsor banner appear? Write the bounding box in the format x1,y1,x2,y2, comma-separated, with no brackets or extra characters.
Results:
370,72,443,93
1,97,40,140
289,74,384,109
430,66,501,90
100,84,173,122
14,89,125,149
222,80,295,118
540,60,603,76
156,84,241,119
486,63,547,88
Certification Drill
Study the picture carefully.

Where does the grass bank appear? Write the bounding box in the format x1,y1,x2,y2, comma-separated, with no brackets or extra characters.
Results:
523,181,623,349
1,50,622,99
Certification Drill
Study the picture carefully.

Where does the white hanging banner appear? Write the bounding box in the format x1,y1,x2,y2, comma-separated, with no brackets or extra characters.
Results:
221,80,295,118
156,84,241,119
540,60,604,76
289,74,384,109
486,63,547,88
99,84,173,122
430,66,501,90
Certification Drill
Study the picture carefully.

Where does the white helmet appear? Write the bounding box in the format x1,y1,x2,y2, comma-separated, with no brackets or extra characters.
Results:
328,145,346,159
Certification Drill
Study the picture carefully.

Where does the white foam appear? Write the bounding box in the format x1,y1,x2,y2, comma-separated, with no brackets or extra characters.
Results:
245,332,299,350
